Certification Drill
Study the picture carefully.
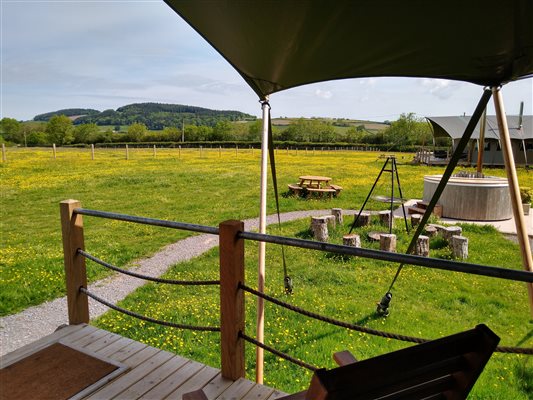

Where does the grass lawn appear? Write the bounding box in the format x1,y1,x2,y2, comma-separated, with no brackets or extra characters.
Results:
1,147,531,397
0,147,530,316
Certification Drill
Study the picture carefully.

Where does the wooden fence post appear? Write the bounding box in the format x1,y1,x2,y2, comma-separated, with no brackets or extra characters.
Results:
60,200,89,325
91,144,95,160
126,144,129,160
219,220,245,380
1,143,6,162
53,143,57,159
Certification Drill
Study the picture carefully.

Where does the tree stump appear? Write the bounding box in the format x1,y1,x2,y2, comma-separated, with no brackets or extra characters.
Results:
411,213,422,228
324,215,336,229
331,208,343,225
430,224,447,235
415,235,429,257
343,234,361,248
379,210,393,229
354,212,371,227
311,217,329,242
443,226,462,242
451,235,468,259
379,234,396,252
424,226,438,237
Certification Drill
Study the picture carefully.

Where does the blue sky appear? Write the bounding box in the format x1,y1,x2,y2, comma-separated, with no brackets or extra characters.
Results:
1,0,532,122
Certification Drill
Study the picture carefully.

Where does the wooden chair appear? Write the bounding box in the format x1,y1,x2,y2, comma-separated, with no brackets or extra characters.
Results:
183,324,499,400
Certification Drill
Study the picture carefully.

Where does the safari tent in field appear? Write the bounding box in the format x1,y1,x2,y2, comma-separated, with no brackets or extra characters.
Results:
427,115,533,166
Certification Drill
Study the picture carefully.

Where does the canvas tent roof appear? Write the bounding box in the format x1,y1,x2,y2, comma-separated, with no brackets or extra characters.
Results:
427,115,533,141
165,0,533,99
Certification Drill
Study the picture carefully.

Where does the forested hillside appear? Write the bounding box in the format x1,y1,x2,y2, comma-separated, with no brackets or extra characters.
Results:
34,108,100,121
34,103,256,130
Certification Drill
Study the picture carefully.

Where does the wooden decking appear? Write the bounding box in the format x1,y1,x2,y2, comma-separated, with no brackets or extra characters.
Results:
1,324,286,400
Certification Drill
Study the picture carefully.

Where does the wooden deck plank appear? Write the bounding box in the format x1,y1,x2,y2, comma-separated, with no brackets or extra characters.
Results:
200,373,234,399
118,344,160,367
1,324,86,367
86,349,174,399
70,327,109,347
60,324,100,345
83,332,123,353
266,390,289,399
109,339,148,363
242,384,275,399
94,336,134,358
140,359,205,399
3,326,288,400
115,355,189,399
163,366,220,400
215,377,255,399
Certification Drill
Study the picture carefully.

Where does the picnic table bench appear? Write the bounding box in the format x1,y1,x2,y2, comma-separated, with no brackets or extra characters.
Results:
288,175,342,198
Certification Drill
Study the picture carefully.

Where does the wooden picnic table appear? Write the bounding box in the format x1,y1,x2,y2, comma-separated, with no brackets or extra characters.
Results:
288,175,342,198
298,175,332,188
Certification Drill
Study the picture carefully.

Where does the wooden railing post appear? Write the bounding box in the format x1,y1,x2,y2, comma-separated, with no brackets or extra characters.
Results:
219,220,245,380
60,200,89,324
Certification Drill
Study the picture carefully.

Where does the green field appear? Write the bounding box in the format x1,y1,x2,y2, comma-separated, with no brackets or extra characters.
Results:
1,147,531,398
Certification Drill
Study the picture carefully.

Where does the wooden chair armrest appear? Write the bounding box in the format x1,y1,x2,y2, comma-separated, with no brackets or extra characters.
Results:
183,389,208,400
274,390,307,399
333,350,358,366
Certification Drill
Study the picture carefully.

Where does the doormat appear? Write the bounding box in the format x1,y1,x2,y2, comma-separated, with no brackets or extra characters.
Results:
1,342,125,400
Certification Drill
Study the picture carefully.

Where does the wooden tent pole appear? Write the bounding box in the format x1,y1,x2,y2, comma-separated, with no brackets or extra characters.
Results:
256,98,270,384
476,108,486,174
492,87,533,318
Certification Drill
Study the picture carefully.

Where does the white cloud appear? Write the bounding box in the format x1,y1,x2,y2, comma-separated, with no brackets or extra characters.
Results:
315,89,333,100
420,78,461,100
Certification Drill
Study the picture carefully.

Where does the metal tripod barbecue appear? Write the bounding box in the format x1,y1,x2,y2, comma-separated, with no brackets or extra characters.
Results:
349,155,409,234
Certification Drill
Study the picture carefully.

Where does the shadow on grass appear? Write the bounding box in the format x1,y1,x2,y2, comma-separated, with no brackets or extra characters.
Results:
515,328,533,347
353,311,383,326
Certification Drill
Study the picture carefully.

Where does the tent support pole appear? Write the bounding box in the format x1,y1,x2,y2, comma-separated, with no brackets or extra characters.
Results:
476,108,486,174
256,98,269,384
492,86,533,318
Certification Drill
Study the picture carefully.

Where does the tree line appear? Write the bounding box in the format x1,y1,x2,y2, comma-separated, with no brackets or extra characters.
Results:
33,102,256,130
1,113,447,149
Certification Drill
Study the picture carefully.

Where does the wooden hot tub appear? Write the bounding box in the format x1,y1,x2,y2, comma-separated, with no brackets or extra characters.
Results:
423,175,512,221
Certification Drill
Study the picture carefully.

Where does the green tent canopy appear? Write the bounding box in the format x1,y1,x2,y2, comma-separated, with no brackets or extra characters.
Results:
164,0,532,99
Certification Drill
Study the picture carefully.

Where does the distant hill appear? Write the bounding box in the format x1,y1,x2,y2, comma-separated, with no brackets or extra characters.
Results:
34,103,256,130
271,117,389,133
34,108,100,122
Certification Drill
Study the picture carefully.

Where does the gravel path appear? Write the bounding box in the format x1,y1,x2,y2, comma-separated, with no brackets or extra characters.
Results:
0,209,356,356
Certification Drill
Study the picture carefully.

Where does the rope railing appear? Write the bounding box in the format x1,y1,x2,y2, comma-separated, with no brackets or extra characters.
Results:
61,200,532,388
80,287,220,332
240,284,533,355
239,332,319,372
238,231,533,284
78,249,220,286
241,284,426,344
74,208,219,235
73,206,533,284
